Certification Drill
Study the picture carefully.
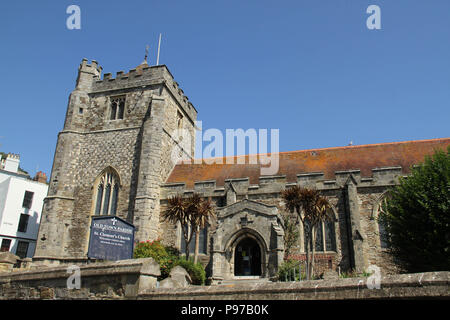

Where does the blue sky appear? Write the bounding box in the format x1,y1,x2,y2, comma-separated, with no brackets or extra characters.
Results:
0,0,449,177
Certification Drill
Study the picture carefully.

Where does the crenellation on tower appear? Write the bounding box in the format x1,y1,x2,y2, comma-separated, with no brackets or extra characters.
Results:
34,57,198,263
84,62,196,125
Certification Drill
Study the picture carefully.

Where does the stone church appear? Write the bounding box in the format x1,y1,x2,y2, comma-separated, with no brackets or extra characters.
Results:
34,58,450,281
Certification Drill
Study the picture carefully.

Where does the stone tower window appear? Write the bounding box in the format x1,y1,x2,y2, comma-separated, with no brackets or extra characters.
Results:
94,167,120,216
177,110,183,129
110,96,126,120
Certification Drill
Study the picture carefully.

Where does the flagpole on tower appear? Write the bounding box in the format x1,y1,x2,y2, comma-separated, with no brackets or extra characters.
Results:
156,33,162,65
142,44,149,65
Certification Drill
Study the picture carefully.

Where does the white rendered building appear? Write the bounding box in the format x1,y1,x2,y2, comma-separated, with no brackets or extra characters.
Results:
0,153,48,258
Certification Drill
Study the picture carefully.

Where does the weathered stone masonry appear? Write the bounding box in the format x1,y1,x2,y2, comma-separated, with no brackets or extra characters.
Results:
161,139,450,280
34,59,197,263
161,169,402,279
33,57,450,282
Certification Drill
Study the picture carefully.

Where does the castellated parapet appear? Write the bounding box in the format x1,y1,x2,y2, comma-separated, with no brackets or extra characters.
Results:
91,61,196,123
161,166,403,198
34,59,198,263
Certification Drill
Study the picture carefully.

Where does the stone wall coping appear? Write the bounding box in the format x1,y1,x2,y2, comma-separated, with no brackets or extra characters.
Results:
194,180,217,184
224,178,250,183
162,182,186,187
372,166,403,172
0,258,160,282
140,271,450,299
259,175,287,180
297,172,324,177
335,170,361,175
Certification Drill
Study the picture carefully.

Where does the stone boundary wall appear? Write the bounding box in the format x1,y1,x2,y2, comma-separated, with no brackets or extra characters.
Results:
0,258,160,300
0,261,448,299
140,272,449,300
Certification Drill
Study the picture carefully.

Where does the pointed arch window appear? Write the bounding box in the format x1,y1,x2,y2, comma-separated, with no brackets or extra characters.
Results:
376,196,390,249
111,184,119,215
95,185,103,215
180,225,208,255
110,96,125,120
94,168,120,216
303,217,336,253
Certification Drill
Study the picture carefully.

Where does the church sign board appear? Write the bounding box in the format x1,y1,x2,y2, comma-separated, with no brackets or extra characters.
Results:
88,216,135,261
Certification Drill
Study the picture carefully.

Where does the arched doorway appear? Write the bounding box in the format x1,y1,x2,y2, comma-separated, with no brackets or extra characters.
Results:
234,237,262,276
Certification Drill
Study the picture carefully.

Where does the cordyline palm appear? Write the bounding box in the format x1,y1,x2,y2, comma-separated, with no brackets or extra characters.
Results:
163,193,215,262
282,186,332,280
162,194,192,258
190,196,215,264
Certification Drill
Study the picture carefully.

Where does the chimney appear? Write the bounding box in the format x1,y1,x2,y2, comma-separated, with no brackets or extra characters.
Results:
34,171,47,184
3,153,20,173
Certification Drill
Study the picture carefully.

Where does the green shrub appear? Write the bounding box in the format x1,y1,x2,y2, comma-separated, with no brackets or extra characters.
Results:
277,259,307,281
380,147,450,272
133,239,179,279
133,240,206,285
176,258,206,285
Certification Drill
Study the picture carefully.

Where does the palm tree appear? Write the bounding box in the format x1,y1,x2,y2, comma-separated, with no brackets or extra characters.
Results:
163,193,215,262
309,196,333,278
190,197,215,264
282,186,332,279
162,194,193,259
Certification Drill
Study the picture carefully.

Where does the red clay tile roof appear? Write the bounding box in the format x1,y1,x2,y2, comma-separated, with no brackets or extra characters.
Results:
166,138,450,188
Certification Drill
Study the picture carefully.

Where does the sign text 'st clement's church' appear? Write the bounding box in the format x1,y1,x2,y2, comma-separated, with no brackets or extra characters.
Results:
88,216,135,261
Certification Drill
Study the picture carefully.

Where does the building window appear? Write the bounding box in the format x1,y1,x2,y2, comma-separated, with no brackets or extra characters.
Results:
110,184,119,215
22,191,34,209
102,184,111,215
16,241,29,258
177,110,183,129
324,220,336,251
17,214,30,233
1,239,11,252
110,96,125,120
216,196,226,207
95,185,103,214
94,167,120,216
378,220,389,249
376,196,391,249
303,219,336,252
181,226,207,255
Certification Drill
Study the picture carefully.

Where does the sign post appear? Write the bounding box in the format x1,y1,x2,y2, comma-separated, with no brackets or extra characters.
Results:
87,216,135,261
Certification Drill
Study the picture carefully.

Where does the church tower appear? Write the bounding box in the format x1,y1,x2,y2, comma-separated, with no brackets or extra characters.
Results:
34,58,197,263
